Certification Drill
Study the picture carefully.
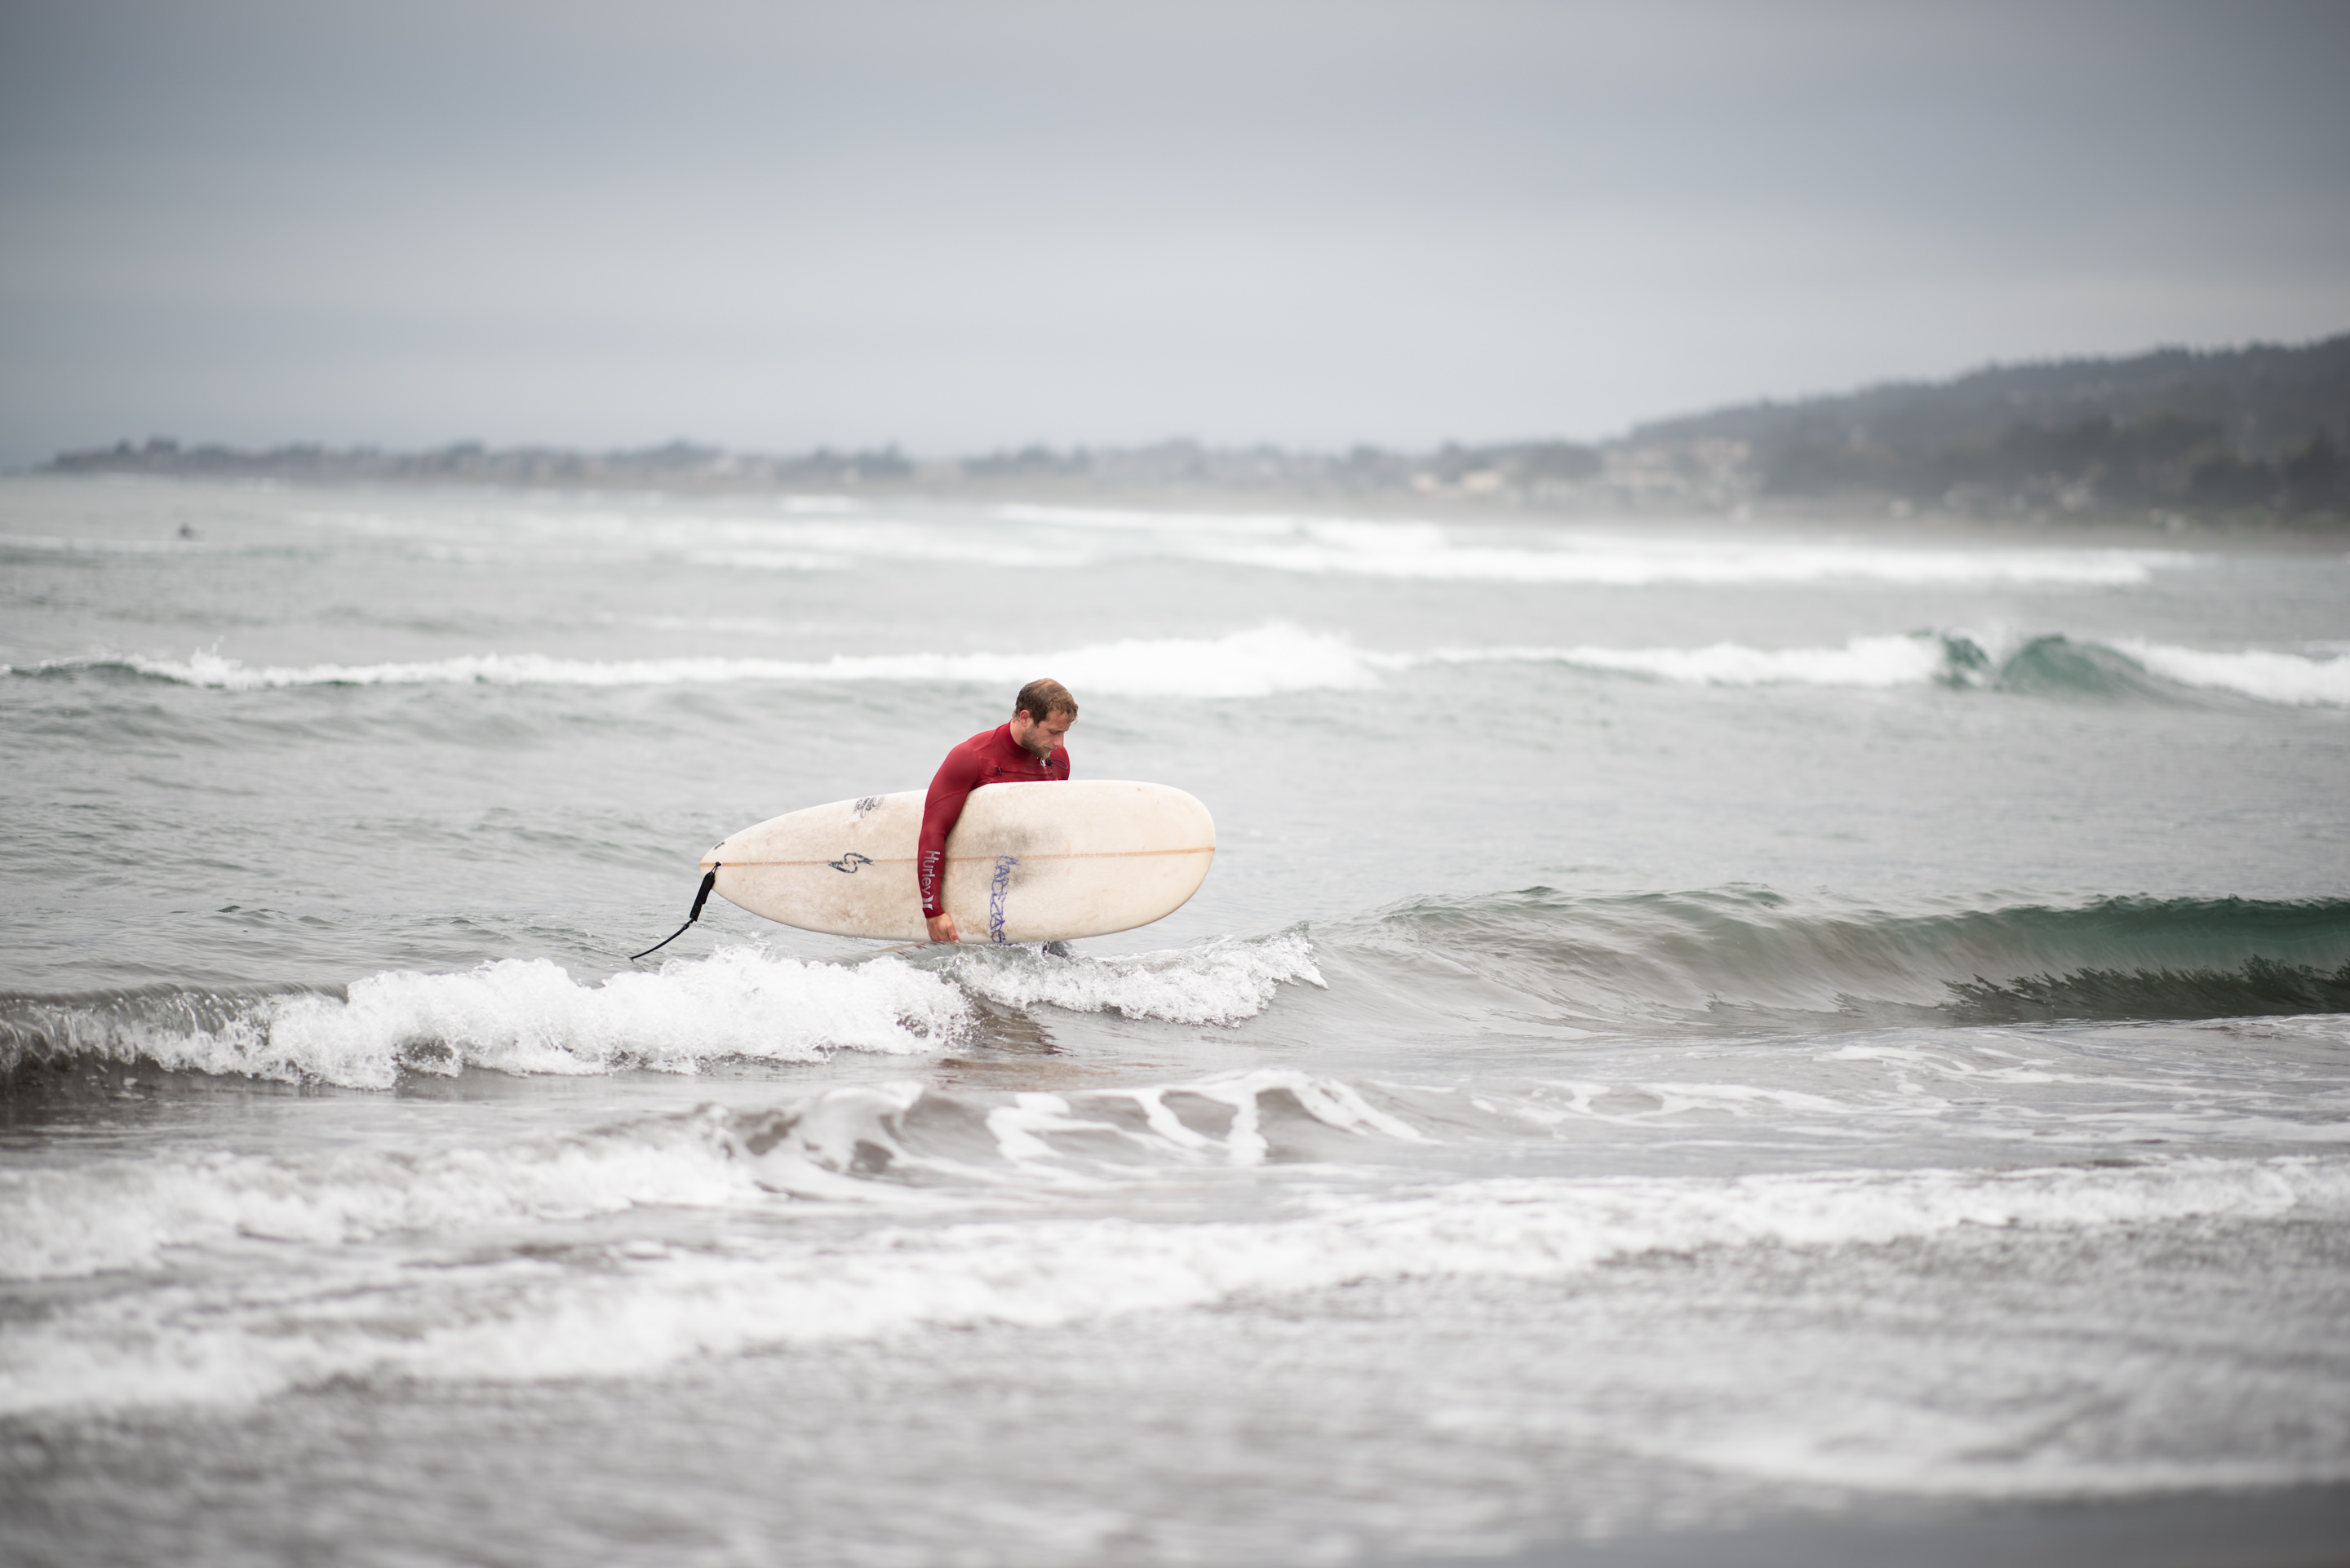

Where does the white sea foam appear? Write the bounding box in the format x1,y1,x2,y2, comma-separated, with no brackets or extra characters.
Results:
2,626,1933,697
20,623,1374,698
1501,1042,2350,1150
11,936,1324,1093
1417,633,1951,688
20,499,2189,588
944,930,1326,1026
742,1069,1426,1198
23,949,969,1092
2116,640,2350,706
989,507,2192,587
1198,534,2180,588
300,498,2193,588
0,1069,1413,1281
4,1152,2343,1414
676,548,850,573
0,1105,767,1281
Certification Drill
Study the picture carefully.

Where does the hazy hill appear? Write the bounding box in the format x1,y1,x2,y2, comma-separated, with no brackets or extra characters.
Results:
40,334,2350,524
1628,335,2350,519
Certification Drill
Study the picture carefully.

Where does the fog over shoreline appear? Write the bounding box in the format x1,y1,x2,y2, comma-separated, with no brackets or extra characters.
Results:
5,2,2347,469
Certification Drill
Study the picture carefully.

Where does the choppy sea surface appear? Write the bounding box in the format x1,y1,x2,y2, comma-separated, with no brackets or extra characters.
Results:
3,476,2348,1566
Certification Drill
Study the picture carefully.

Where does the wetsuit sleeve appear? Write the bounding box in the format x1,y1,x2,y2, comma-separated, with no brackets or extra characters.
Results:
917,745,979,919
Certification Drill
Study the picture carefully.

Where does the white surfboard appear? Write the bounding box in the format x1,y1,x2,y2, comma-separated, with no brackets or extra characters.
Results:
700,781,1215,943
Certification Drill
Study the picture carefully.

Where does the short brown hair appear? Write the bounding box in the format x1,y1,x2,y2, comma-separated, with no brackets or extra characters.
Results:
1015,678,1077,722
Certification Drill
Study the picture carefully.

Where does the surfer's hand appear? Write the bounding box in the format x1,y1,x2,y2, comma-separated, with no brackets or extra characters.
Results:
925,913,960,945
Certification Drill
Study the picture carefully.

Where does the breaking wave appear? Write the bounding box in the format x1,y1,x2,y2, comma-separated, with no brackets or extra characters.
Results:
0,932,1324,1092
0,951,964,1091
2,625,1376,699
14,626,2342,704
1422,631,2350,702
5,889,2341,1097
1335,888,2350,1029
2113,638,2350,706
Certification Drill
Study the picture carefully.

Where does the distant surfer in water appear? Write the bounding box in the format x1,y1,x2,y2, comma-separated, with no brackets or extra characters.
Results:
920,678,1077,943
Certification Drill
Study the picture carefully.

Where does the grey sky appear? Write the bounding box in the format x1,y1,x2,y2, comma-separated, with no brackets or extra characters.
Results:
2,0,2345,464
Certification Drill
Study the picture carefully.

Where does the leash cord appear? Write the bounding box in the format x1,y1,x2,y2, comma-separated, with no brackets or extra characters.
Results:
631,867,718,962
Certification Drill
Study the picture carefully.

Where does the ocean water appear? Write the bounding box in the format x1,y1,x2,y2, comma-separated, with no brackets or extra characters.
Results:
2,475,2348,1566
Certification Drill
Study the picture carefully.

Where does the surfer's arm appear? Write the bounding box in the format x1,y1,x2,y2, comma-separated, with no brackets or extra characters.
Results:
917,751,979,925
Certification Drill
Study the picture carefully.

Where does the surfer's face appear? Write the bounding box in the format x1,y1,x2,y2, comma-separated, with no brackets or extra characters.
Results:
1012,709,1074,759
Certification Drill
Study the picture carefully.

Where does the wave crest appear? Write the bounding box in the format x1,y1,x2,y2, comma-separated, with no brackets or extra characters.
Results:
1341,888,2350,1029
2,950,969,1092
1,932,1326,1092
2,625,1377,699
16,627,2340,705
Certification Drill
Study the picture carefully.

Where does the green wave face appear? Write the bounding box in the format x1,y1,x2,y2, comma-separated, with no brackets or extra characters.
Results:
1990,635,2184,700
1946,954,2350,1023
1341,889,2350,1029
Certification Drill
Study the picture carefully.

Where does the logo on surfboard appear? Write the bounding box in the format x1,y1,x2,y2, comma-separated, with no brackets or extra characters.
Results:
827,852,873,874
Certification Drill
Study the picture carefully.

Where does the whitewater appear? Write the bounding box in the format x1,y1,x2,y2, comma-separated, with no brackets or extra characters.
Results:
2,475,2348,1567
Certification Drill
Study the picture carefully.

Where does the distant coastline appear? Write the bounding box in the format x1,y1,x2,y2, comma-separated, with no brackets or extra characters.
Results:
38,334,2350,530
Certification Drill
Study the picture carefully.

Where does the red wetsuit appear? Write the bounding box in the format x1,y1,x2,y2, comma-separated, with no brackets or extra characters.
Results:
917,724,1071,918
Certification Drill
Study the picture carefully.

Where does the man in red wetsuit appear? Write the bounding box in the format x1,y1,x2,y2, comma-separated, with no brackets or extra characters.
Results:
920,677,1077,943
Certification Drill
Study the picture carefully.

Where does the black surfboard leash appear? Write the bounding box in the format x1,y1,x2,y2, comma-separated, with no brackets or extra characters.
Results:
631,866,718,962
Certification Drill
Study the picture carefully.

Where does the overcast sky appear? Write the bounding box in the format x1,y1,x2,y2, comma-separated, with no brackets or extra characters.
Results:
1,0,2345,464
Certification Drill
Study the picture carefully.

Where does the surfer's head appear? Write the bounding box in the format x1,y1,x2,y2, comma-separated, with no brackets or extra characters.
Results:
1014,678,1077,725
1011,678,1077,759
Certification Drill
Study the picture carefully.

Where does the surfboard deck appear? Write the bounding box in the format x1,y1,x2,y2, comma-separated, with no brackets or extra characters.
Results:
700,780,1215,943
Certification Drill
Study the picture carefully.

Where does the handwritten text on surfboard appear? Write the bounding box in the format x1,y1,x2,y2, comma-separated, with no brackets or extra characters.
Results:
989,856,1018,944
